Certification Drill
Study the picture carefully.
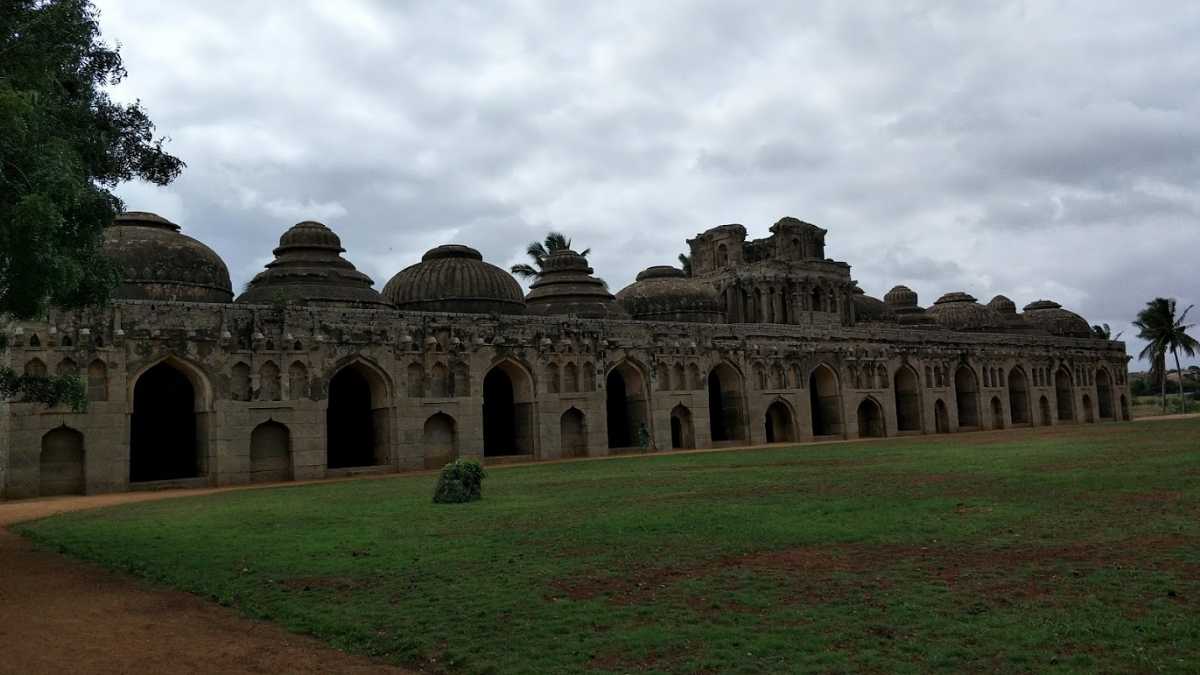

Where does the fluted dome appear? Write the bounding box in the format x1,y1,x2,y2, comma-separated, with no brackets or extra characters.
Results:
884,285,919,309
925,292,1007,331
237,221,387,308
615,266,724,323
525,249,627,319
383,245,525,314
102,211,233,303
1021,300,1092,338
851,286,895,323
987,295,1017,314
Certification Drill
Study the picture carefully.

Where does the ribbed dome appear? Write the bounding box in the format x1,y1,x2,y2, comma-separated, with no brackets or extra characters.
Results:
988,295,1017,314
102,211,233,303
525,249,627,319
885,285,919,309
237,221,387,308
615,266,723,323
383,245,525,314
851,286,895,323
1021,300,1092,338
925,292,1007,331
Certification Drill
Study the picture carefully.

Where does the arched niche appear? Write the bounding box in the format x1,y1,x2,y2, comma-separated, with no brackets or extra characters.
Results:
560,407,588,458
423,412,458,469
857,398,885,438
41,426,85,496
670,404,695,449
764,400,795,443
894,365,922,432
250,420,291,483
954,365,980,429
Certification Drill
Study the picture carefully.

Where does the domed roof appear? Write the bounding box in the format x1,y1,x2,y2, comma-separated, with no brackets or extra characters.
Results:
925,292,1007,331
615,266,724,323
987,295,1017,314
102,211,233,303
884,285,920,309
383,245,525,315
525,249,627,319
851,286,895,323
1021,300,1092,338
236,221,388,308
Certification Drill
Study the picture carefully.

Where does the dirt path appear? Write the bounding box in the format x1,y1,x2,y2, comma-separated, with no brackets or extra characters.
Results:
0,495,413,675
1,414,1195,675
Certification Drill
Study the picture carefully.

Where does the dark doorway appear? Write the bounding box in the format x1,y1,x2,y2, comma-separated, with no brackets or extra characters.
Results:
131,363,199,482
1040,396,1053,425
894,366,921,432
809,365,842,436
669,404,694,449
484,368,518,455
607,369,631,448
41,427,85,496
934,399,949,433
1008,368,1030,425
561,408,587,458
857,399,885,437
606,363,649,450
250,421,291,482
954,366,980,428
990,396,1004,429
327,367,379,468
765,401,795,443
707,363,745,443
1096,370,1114,419
1055,368,1074,422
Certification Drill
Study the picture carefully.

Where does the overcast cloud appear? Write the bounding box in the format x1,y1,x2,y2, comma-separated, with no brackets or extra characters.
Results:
97,1,1200,366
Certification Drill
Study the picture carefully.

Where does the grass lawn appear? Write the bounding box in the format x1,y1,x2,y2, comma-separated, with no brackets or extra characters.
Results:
19,419,1200,674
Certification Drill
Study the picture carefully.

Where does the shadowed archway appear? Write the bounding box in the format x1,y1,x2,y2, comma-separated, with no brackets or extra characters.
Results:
764,400,795,443
41,426,85,496
561,407,588,458
483,361,535,457
857,398,885,438
327,362,389,469
423,413,458,468
809,364,843,436
131,362,201,482
607,361,649,449
707,363,746,444
670,404,695,449
954,365,980,429
894,365,921,432
1008,367,1030,425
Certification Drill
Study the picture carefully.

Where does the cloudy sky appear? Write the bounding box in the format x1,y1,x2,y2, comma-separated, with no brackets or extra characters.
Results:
96,1,1199,365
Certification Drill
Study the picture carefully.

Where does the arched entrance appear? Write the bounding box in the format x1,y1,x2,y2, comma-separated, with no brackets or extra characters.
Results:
809,365,843,436
670,404,695,449
1082,394,1095,423
1096,369,1114,419
1008,368,1030,425
327,363,389,469
561,408,588,458
607,362,649,449
250,421,291,482
954,366,980,429
483,361,535,457
40,426,84,496
894,365,921,432
857,398,885,438
422,413,457,468
934,399,949,433
1055,367,1074,422
1039,396,1052,425
707,363,746,444
131,362,201,482
764,400,795,443
990,396,1004,429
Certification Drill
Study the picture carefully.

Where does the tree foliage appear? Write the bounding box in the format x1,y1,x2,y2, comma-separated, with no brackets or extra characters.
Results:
1090,323,1122,340
1,0,182,407
510,232,590,281
432,459,486,504
677,252,692,276
1133,297,1198,414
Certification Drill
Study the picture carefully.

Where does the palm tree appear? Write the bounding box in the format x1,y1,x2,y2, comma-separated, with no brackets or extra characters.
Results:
677,253,692,276
1133,298,1198,414
1090,323,1123,340
510,232,590,281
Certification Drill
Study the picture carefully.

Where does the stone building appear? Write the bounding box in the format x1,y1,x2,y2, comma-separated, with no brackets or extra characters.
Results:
0,213,1131,499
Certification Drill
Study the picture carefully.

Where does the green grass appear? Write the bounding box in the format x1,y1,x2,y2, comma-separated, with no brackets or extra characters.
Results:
19,420,1200,674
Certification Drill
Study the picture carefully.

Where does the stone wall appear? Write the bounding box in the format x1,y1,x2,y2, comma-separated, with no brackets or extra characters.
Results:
0,299,1132,500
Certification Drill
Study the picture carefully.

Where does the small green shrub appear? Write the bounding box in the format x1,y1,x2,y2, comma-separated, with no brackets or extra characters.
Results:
432,459,486,504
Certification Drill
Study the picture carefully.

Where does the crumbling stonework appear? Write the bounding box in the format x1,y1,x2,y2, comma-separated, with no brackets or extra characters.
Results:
0,214,1131,499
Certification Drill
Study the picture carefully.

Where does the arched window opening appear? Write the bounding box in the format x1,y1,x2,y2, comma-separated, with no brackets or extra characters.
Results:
289,361,309,400
431,363,451,398
259,362,281,401
563,362,579,393
407,362,425,398
56,358,78,377
87,359,108,402
24,358,46,377
231,362,251,401
672,363,686,392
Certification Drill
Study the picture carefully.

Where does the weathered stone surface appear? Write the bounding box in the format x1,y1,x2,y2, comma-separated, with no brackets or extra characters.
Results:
237,221,388,308
526,249,627,319
103,212,233,303
615,266,723,323
383,245,525,315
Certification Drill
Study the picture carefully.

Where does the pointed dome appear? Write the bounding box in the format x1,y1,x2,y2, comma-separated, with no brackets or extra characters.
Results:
102,211,233,303
615,266,723,323
1021,300,1091,338
525,249,628,319
236,221,387,307
383,245,525,314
